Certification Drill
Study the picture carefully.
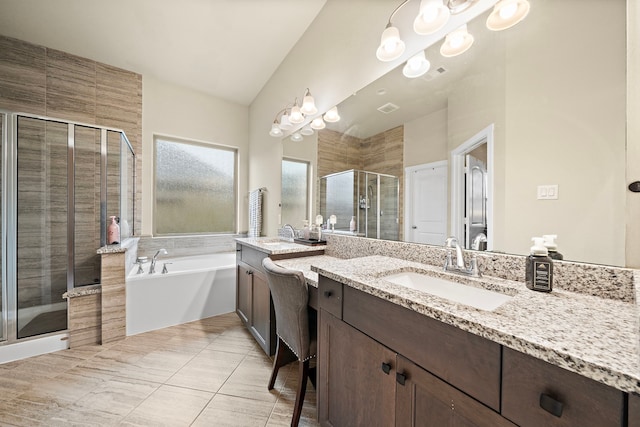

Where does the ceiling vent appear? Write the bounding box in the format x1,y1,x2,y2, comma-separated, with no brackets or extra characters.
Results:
422,66,448,81
377,102,400,114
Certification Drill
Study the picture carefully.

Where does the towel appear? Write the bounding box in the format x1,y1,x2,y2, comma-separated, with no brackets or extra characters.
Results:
248,188,264,237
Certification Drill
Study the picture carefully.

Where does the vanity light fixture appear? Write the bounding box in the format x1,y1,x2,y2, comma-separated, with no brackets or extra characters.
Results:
300,89,318,115
269,122,284,137
289,99,304,124
310,117,326,130
300,124,314,136
440,24,474,57
279,111,293,131
376,23,406,62
290,132,304,142
486,0,530,31
403,50,431,78
323,106,341,123
414,0,450,35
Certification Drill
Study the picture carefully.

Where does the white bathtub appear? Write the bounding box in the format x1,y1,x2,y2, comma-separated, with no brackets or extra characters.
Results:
126,252,236,335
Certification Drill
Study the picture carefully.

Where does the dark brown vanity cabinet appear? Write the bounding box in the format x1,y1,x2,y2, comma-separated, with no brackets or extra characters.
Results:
502,348,625,427
235,243,323,356
396,355,516,427
630,393,640,427
319,310,396,427
318,276,629,427
318,276,510,427
236,253,274,355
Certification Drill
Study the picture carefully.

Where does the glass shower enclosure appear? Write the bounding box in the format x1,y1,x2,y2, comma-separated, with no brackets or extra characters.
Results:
0,110,135,344
319,170,399,240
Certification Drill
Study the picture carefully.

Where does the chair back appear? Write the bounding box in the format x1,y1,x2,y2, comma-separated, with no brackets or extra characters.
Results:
262,258,310,360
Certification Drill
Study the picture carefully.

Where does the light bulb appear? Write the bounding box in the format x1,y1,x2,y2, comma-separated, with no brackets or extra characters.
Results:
500,2,518,19
376,25,405,62
310,117,326,130
324,106,340,123
269,123,283,137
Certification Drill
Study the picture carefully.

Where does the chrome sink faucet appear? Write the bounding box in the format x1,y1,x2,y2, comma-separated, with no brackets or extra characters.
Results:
283,224,296,241
149,249,168,274
444,237,482,277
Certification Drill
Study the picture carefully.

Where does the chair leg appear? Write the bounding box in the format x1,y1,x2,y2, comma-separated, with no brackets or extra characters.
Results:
268,338,287,390
269,337,297,390
291,359,310,427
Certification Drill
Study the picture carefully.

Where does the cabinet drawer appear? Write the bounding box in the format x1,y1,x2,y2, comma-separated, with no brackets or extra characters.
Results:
239,246,267,272
318,276,343,319
343,285,501,411
502,348,624,427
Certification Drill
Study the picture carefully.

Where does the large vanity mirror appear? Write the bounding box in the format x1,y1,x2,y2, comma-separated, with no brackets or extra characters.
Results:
284,0,629,267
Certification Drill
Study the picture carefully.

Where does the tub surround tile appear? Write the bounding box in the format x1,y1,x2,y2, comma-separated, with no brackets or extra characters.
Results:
100,252,126,344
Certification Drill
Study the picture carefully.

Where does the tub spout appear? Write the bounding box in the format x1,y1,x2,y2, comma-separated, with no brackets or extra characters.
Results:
150,249,168,274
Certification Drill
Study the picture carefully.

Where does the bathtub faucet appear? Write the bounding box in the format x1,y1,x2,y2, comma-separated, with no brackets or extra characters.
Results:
149,249,168,274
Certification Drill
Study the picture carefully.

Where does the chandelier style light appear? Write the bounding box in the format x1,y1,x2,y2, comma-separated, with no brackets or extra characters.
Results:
377,0,530,73
268,89,340,139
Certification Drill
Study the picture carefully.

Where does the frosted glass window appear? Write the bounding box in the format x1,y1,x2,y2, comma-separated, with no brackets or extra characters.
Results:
281,159,309,228
154,138,236,235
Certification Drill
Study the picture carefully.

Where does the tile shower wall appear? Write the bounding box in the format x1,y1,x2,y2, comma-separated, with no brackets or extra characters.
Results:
0,35,143,235
0,35,142,320
318,126,404,239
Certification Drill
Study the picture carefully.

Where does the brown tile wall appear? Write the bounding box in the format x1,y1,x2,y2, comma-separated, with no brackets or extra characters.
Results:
318,126,404,239
100,252,126,344
67,292,101,347
0,35,142,236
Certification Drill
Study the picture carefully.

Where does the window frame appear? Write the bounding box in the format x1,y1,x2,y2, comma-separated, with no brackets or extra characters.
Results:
153,135,238,236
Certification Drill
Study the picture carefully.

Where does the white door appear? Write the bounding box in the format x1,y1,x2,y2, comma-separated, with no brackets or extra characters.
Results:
465,154,487,248
407,163,448,245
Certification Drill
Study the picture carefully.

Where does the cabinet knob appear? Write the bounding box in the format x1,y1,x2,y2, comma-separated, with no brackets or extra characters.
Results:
539,393,563,417
323,291,333,298
396,372,406,386
381,362,391,375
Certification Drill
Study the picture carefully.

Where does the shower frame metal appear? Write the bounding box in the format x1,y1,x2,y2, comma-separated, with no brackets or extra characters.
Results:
0,110,135,344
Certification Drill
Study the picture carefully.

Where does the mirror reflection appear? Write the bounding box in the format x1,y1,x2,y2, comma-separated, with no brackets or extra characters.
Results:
304,0,626,267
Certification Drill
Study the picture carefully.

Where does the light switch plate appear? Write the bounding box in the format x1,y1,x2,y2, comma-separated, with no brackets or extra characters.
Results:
537,184,559,200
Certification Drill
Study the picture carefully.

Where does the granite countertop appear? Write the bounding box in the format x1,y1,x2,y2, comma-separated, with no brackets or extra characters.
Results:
236,237,326,255
275,255,342,287
280,254,640,394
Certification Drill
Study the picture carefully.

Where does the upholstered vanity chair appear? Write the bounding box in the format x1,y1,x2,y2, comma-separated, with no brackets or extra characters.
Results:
262,258,317,427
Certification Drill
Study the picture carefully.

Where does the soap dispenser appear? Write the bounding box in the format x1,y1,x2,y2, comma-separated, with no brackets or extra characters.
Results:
526,237,553,292
542,234,563,260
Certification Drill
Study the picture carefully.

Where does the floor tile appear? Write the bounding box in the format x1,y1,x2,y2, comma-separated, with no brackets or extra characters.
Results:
120,384,213,426
192,393,273,427
0,313,320,426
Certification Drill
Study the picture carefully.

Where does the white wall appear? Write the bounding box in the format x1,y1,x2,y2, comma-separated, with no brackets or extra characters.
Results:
141,75,249,236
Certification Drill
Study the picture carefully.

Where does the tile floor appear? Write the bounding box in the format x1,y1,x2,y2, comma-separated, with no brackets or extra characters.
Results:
0,313,319,426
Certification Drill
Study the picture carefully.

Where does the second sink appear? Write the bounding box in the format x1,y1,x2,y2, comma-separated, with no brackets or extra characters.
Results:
382,271,513,311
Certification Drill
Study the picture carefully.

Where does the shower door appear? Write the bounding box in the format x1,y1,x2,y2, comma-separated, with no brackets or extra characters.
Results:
0,113,4,342
16,117,69,338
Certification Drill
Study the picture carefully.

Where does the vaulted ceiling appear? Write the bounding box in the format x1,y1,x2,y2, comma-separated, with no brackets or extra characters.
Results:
0,0,327,105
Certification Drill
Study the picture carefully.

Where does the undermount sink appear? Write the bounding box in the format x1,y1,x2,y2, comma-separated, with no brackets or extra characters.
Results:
382,271,513,311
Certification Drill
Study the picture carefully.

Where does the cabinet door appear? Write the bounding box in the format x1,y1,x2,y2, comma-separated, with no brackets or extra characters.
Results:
236,263,252,325
250,270,275,355
396,356,515,427
630,393,640,427
319,310,396,427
